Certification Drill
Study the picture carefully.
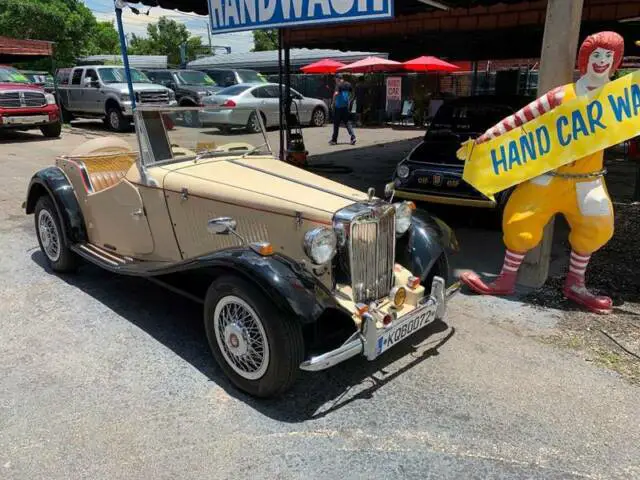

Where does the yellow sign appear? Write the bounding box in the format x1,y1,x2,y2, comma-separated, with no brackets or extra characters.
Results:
458,70,640,198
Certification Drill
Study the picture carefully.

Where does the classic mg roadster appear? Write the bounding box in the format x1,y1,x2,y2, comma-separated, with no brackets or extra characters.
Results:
25,106,459,397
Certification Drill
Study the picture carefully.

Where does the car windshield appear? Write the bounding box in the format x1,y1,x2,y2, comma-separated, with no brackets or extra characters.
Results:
237,70,266,84
216,85,251,96
135,106,272,165
24,73,54,85
427,102,517,136
98,67,151,84
0,66,30,84
177,70,216,86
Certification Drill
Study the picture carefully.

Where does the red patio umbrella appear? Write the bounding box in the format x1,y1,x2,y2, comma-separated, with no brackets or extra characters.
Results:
301,59,347,74
337,56,402,73
403,56,459,72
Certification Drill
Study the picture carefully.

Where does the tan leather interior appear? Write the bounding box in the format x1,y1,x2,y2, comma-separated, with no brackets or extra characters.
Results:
71,152,138,192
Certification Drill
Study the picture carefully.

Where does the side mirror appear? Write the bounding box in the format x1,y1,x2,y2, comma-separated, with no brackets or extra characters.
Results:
207,217,237,235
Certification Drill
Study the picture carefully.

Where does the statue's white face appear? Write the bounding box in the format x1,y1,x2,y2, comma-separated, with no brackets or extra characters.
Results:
586,47,615,78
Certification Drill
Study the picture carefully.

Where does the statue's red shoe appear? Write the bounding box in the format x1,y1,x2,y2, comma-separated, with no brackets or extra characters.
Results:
563,274,612,314
460,271,517,296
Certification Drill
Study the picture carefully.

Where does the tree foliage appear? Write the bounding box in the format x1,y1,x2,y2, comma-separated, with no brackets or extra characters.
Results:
129,17,203,66
252,29,278,52
0,0,119,68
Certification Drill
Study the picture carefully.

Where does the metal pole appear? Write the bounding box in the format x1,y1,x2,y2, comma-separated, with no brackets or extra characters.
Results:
284,34,291,153
206,23,213,54
471,61,478,96
114,0,136,110
278,29,284,161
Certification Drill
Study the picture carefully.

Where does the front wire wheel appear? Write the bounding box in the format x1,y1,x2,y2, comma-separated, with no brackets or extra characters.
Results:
204,275,304,397
214,296,270,381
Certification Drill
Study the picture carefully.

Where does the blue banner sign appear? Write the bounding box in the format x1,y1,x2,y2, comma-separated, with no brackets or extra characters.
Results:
208,0,394,34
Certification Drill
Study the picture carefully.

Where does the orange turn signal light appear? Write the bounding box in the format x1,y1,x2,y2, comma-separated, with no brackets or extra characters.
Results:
250,242,274,256
407,201,416,210
407,276,421,289
355,303,369,316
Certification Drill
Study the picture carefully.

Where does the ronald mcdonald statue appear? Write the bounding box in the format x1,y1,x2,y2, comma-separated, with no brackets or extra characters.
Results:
460,31,625,314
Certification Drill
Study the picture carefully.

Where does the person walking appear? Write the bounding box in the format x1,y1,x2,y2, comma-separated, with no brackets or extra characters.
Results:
329,74,356,146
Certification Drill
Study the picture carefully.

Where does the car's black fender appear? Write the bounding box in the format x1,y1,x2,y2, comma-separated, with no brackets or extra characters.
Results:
24,167,87,245
395,209,458,285
153,248,342,326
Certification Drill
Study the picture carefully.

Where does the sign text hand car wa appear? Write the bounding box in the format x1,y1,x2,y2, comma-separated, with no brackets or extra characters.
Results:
208,0,394,33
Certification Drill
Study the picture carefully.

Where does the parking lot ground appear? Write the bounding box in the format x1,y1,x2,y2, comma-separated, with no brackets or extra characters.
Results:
1,123,639,479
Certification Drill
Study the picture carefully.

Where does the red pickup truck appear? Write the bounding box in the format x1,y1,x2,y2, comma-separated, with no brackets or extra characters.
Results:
0,65,61,138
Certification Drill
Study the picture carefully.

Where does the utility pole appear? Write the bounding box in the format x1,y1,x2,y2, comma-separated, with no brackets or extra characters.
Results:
518,0,584,287
206,22,213,54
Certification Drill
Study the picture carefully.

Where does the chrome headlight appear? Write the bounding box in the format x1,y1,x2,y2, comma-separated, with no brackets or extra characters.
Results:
168,90,176,100
304,227,337,265
397,164,410,179
120,93,130,102
394,201,414,235
44,93,56,105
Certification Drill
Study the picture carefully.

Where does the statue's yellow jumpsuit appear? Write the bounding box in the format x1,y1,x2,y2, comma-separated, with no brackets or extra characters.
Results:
502,83,614,256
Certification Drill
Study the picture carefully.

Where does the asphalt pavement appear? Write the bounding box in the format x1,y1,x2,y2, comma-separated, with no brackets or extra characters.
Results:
1,123,638,479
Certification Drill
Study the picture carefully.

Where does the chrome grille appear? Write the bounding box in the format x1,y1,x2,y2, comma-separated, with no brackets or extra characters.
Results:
0,91,46,108
138,91,170,104
23,91,46,106
349,207,395,303
0,92,20,108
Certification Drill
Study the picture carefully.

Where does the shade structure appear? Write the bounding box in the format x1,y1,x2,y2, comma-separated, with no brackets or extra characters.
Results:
337,56,402,73
301,58,347,74
403,56,460,73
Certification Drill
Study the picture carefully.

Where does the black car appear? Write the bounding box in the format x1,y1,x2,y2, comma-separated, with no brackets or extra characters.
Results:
197,68,266,88
143,69,221,124
391,95,533,215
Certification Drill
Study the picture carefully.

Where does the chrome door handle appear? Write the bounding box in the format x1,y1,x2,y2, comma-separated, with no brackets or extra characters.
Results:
131,208,144,217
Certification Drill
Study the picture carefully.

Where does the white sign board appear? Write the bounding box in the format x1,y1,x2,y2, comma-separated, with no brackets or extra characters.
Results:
208,0,394,34
386,76,401,112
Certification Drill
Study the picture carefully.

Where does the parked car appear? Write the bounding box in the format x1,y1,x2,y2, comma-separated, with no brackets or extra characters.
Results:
197,68,266,87
0,65,61,138
201,83,328,133
142,69,221,126
390,95,533,218
55,65,176,132
24,105,459,397
21,70,55,94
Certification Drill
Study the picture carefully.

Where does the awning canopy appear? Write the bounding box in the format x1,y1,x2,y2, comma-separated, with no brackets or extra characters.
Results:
128,0,529,17
0,36,54,63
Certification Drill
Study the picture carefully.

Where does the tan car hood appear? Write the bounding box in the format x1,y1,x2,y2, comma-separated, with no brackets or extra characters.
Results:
159,156,369,223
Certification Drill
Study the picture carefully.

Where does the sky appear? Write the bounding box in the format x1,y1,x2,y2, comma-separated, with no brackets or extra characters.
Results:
84,0,254,53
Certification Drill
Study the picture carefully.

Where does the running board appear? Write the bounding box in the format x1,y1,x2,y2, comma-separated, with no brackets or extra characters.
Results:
71,243,169,276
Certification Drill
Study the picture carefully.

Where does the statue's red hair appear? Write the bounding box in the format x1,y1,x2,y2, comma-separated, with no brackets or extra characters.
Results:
578,31,625,75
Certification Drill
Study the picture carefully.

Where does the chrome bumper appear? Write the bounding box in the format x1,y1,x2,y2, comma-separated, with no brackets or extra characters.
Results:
300,277,460,372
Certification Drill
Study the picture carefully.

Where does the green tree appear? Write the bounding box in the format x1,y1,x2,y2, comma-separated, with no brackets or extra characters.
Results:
89,21,121,55
252,29,278,51
0,0,120,68
129,16,202,65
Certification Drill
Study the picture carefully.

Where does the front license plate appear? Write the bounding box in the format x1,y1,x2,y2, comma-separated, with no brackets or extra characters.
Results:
5,115,48,125
376,302,437,355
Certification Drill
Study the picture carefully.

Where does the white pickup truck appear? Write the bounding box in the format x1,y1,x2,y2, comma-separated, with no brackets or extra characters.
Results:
55,65,176,131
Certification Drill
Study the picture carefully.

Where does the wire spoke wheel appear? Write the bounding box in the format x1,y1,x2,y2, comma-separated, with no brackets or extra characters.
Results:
37,209,60,262
214,295,270,380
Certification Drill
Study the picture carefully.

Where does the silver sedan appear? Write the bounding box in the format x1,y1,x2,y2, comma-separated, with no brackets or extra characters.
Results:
201,83,329,133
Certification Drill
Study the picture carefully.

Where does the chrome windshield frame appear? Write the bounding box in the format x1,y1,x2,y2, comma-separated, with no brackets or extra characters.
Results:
132,105,272,168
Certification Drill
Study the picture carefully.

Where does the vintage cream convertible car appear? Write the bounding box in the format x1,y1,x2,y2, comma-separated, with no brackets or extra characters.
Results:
25,106,459,397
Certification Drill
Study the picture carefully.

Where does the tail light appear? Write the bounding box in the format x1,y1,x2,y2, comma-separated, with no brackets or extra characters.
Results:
382,314,393,327
221,99,236,107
